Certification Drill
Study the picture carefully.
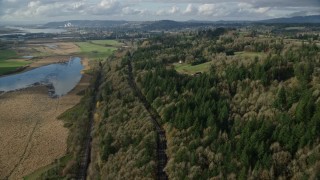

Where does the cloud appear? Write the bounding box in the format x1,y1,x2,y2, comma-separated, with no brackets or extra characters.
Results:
252,0,320,8
156,6,181,16
87,0,123,15
0,0,319,22
122,7,146,15
198,4,219,16
184,4,197,15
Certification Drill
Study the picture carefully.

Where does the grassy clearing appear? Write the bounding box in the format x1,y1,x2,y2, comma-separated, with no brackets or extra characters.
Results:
0,60,30,74
90,40,122,46
284,27,306,30
76,41,117,60
235,51,267,59
0,50,30,75
0,49,18,61
174,61,212,74
24,154,72,180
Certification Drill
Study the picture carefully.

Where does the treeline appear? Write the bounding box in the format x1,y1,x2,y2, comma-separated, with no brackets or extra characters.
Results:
36,70,101,179
130,30,320,179
36,55,158,179
87,53,157,179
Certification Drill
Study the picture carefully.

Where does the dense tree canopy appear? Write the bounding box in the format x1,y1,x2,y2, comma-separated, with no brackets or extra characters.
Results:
129,30,320,179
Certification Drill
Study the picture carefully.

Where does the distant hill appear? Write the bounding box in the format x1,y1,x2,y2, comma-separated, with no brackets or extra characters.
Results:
43,15,320,30
259,15,320,24
44,20,214,30
44,20,128,28
141,20,211,30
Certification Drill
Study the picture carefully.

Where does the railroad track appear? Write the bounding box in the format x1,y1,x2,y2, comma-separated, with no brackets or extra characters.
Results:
76,64,102,180
127,56,168,180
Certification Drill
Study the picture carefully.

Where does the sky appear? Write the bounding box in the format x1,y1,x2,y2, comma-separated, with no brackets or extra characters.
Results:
0,0,319,24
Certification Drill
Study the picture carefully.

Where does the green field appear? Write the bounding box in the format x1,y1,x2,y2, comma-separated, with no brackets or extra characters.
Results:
173,52,267,75
0,50,30,75
235,51,267,59
76,41,118,60
90,40,122,46
174,61,212,74
0,49,18,61
0,60,30,74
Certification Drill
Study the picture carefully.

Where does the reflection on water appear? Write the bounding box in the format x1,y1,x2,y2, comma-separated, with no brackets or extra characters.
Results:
6,26,66,34
0,57,83,97
22,56,34,59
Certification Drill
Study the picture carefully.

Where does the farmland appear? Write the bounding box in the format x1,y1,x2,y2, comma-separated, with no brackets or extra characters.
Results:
0,50,30,75
76,41,118,60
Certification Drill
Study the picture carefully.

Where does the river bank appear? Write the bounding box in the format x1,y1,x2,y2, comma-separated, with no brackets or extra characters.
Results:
0,42,81,77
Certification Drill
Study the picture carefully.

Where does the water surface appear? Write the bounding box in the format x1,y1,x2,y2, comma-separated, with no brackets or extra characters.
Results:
0,57,83,97
0,26,66,37
7,26,66,34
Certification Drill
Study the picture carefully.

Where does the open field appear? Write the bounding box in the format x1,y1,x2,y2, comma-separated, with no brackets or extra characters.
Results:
0,73,91,180
90,40,123,46
0,50,30,74
174,51,267,75
173,61,212,74
234,51,267,59
0,49,17,61
0,59,30,74
76,41,117,60
0,86,69,180
29,42,80,57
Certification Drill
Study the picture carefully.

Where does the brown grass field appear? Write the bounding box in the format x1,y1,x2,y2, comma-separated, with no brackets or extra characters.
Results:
0,41,91,180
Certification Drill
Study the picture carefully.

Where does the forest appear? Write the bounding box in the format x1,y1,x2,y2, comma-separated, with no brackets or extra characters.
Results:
126,28,320,179
39,26,320,179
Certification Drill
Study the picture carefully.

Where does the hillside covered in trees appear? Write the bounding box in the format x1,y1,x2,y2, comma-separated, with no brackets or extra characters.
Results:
42,26,320,179
123,28,320,179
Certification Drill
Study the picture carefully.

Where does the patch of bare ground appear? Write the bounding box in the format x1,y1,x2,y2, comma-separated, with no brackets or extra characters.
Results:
0,74,91,180
30,42,80,56
28,56,72,69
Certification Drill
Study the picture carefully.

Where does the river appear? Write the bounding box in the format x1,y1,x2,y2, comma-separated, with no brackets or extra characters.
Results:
0,57,83,97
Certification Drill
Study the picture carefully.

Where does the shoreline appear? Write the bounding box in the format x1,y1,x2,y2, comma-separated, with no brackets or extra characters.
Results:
0,55,90,99
0,55,89,78
1,41,83,77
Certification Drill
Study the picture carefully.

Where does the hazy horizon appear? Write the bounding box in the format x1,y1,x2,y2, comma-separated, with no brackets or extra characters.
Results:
0,0,319,25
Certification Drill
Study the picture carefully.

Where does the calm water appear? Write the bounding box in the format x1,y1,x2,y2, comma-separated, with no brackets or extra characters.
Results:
7,26,66,34
0,26,66,36
0,57,83,97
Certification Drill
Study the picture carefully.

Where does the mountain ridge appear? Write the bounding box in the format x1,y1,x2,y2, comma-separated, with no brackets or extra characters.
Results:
43,15,320,29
